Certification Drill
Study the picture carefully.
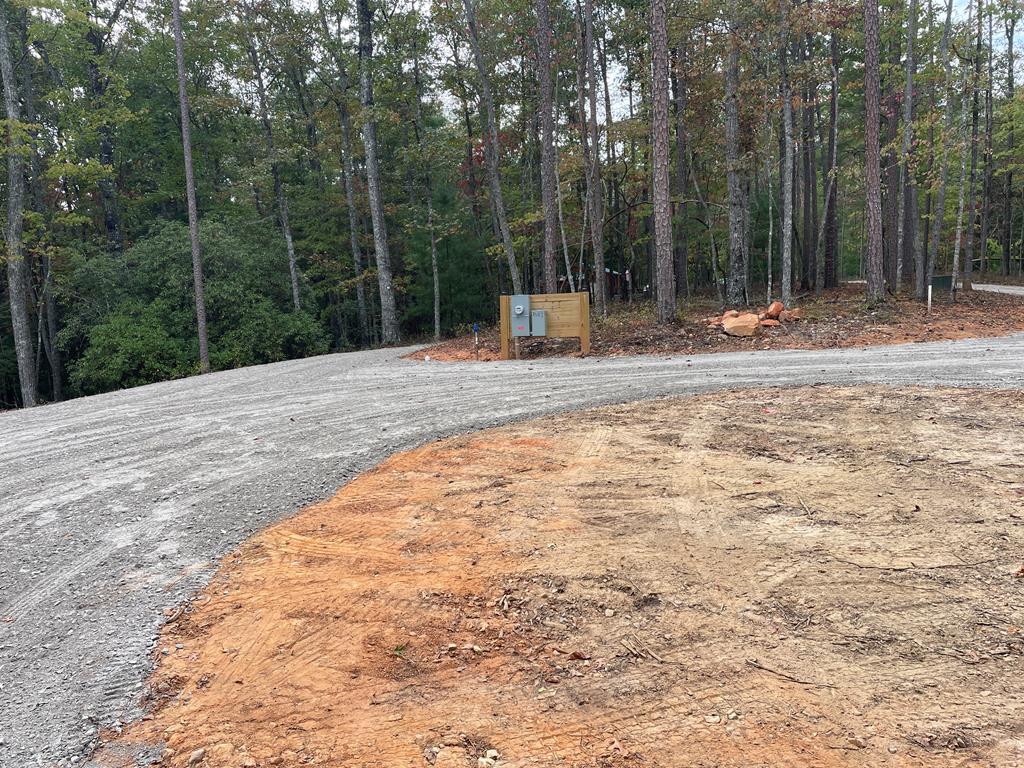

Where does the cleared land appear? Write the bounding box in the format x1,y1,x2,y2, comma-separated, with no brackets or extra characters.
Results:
94,387,1024,768
410,285,1024,361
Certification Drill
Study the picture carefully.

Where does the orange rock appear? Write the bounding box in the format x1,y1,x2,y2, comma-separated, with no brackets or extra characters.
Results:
760,319,780,327
766,300,785,319
722,312,760,337
723,309,741,318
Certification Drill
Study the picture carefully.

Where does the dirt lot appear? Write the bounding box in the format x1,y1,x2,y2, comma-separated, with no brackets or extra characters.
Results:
93,387,1024,768
408,286,1024,361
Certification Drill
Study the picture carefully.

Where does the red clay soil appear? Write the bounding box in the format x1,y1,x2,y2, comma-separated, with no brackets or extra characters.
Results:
92,387,1024,768
407,286,1024,362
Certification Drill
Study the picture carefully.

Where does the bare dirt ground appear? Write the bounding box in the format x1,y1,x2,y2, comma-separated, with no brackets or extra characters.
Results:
408,286,1024,361
91,386,1024,768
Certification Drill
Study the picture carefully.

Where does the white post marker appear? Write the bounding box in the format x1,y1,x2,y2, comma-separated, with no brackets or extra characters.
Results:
927,284,932,315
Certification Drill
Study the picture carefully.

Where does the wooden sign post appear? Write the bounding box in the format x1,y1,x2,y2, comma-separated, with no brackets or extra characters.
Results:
499,292,590,360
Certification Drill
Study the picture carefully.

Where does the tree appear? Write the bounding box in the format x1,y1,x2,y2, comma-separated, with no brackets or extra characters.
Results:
779,0,794,307
863,0,885,303
962,0,983,291
246,37,302,311
0,5,35,406
724,1,744,305
535,0,558,293
895,0,918,293
651,0,674,322
171,0,210,373
583,0,606,315
1001,0,1016,276
357,0,400,344
462,0,523,295
317,0,369,345
927,0,956,289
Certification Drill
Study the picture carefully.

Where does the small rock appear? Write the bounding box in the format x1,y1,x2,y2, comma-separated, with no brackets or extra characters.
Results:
485,749,500,760
760,319,780,327
188,748,206,766
766,300,785,319
704,714,721,724
478,759,494,768
847,737,867,749
604,609,615,617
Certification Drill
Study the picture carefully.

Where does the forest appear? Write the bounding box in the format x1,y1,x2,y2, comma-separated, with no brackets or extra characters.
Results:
0,0,1021,407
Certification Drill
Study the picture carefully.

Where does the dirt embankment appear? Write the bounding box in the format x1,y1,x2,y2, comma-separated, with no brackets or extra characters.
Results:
94,387,1024,768
408,286,1024,362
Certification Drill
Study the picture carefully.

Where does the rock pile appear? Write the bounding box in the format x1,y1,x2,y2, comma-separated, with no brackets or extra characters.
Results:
706,302,805,337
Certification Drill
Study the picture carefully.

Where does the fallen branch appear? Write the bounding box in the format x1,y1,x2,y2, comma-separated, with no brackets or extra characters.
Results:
832,556,996,572
745,658,834,688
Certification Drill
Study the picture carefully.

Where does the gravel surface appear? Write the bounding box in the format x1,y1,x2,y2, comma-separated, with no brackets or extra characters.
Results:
1,334,1023,766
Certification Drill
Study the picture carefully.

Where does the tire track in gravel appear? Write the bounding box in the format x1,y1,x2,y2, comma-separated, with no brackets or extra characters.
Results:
1,334,1023,766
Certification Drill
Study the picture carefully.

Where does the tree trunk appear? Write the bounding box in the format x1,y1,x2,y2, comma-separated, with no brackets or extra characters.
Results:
962,0,982,291
724,3,744,306
950,0,975,295
864,0,885,302
651,0,674,322
553,105,576,292
895,0,917,293
248,41,302,312
20,12,61,399
671,49,690,298
825,32,840,289
535,0,558,293
573,1,591,293
0,6,35,406
779,0,795,306
1002,9,1016,275
338,102,369,345
927,0,956,288
356,0,400,343
172,0,210,374
978,2,993,275
412,45,441,341
815,57,840,294
583,0,606,315
462,0,523,295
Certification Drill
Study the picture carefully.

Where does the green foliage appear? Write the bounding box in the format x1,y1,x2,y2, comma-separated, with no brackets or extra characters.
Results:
62,219,328,395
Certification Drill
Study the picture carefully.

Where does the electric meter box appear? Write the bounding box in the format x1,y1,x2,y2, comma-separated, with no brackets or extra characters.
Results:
530,309,547,337
510,295,531,337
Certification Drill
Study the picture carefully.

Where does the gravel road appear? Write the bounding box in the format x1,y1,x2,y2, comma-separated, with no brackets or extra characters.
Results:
2,333,1024,766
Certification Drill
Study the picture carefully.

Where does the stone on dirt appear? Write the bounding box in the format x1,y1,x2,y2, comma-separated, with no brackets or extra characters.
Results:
722,313,760,337
766,301,785,319
760,319,780,328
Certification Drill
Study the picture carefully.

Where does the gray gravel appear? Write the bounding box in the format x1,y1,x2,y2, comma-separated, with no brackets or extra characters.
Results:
2,333,1024,766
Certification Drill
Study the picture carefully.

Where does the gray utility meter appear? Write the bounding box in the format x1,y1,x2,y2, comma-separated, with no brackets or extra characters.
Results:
510,295,531,337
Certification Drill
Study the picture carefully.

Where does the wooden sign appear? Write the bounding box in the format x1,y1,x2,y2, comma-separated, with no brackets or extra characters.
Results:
499,292,590,360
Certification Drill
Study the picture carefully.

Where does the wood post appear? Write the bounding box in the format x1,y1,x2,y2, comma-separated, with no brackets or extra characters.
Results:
579,291,590,356
499,292,589,360
499,294,511,360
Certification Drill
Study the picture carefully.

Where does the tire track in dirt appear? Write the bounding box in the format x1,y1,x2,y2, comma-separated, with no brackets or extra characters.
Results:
90,386,1024,768
4,336,1024,765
